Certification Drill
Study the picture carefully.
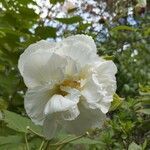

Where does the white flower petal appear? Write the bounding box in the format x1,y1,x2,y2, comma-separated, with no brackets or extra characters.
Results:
62,87,81,103
44,91,80,121
55,35,101,67
62,105,80,121
62,104,106,135
81,74,102,103
65,57,81,76
43,114,58,140
82,61,117,113
82,71,116,113
62,88,81,120
24,86,53,125
44,94,77,115
18,40,55,75
57,47,99,67
22,53,66,88
87,101,111,114
98,102,111,113
97,75,116,96
64,34,97,53
96,61,117,101
97,61,117,76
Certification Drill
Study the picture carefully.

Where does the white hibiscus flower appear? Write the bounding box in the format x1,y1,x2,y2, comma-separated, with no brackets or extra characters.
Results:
18,35,117,139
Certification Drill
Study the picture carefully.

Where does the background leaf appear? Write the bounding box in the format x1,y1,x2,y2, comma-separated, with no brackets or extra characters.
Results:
56,16,83,24
128,142,142,150
3,110,42,134
35,26,56,39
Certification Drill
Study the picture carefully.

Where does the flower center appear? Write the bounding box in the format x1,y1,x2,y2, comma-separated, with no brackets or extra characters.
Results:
55,79,81,96
61,79,80,89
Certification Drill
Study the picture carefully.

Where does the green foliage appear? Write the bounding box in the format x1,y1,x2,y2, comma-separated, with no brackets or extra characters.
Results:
109,94,123,111
128,142,142,150
56,16,83,24
111,25,137,32
71,138,102,145
0,135,23,146
97,16,150,97
3,110,42,133
50,0,65,5
35,26,56,39
0,0,149,149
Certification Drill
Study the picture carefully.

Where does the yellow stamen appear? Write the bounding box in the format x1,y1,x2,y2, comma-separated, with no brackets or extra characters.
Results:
61,79,80,89
54,79,81,96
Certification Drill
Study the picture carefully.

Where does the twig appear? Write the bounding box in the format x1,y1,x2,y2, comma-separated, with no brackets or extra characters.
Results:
50,132,88,146
39,140,45,150
25,131,30,150
27,126,44,138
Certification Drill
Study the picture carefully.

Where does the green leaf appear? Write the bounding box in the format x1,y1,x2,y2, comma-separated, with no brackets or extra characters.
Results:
142,139,147,150
71,137,102,145
139,84,150,95
0,143,25,150
19,7,38,20
35,26,56,39
3,110,42,134
102,55,115,60
137,109,150,115
17,0,36,5
55,16,83,24
77,23,91,31
109,94,123,111
68,8,78,13
144,27,150,36
0,132,42,149
128,142,142,150
0,99,8,110
0,111,3,120
0,135,23,145
111,25,136,32
0,71,20,94
50,0,65,4
0,31,6,38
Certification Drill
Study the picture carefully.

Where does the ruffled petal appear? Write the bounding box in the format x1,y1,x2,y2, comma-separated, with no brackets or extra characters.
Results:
87,101,111,114
62,103,106,135
65,57,81,76
96,61,117,112
44,94,77,115
22,53,67,88
81,61,117,113
81,74,103,103
62,87,81,120
18,40,56,75
24,85,53,125
55,35,101,67
62,105,80,121
44,90,80,121
64,34,97,53
61,87,81,103
43,114,58,139
97,61,117,78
